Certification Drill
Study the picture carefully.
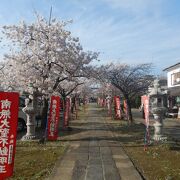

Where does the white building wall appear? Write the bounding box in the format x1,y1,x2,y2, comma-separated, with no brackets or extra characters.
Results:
167,67,180,88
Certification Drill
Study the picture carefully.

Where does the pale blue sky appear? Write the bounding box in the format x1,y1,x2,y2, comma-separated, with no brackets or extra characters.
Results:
0,0,180,74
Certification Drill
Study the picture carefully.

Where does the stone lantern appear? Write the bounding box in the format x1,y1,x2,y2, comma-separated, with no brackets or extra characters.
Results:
149,79,167,141
22,83,38,140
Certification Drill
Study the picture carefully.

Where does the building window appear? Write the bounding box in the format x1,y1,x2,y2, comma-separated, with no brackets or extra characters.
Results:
171,72,180,86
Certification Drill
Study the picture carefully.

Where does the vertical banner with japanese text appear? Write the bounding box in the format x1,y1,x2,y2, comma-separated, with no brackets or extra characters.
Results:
64,98,70,128
114,96,121,119
144,96,150,126
47,96,60,140
141,95,150,149
100,99,103,107
0,92,19,179
124,100,128,120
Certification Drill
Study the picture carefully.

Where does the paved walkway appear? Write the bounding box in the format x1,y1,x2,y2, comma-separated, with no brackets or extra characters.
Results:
48,104,142,180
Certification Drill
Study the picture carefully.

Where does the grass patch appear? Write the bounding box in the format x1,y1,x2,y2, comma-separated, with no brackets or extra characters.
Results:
8,141,67,180
111,121,180,180
125,143,180,180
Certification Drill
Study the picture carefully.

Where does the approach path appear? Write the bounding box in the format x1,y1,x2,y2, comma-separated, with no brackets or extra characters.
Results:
49,104,142,180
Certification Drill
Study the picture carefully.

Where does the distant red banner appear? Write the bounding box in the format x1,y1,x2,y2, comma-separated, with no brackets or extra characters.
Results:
100,99,103,107
64,98,70,128
141,95,150,126
99,98,104,107
124,100,128,119
141,95,150,149
114,96,121,119
0,92,19,179
47,96,60,140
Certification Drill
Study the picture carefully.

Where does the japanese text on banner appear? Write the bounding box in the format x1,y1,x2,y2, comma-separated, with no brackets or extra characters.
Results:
0,92,19,179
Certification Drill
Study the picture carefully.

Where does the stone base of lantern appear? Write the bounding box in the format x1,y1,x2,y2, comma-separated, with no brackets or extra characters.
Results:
153,135,167,141
153,121,167,142
21,134,37,141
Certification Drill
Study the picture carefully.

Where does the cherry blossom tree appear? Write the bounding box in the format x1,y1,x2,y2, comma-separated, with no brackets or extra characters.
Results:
95,63,154,123
0,62,5,90
57,78,85,98
1,13,98,128
1,14,98,93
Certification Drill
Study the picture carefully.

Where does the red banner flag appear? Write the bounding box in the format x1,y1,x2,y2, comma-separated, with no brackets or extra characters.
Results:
124,100,128,119
114,96,122,119
141,95,150,150
64,98,70,128
0,92,19,179
47,96,60,140
142,95,150,126
100,99,103,107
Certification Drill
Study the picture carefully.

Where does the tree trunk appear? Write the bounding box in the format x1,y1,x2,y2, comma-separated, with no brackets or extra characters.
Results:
125,95,133,124
62,95,67,128
41,98,49,129
78,97,81,106
71,96,75,114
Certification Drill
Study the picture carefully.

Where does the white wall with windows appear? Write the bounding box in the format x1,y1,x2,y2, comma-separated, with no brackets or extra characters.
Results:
167,68,180,88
